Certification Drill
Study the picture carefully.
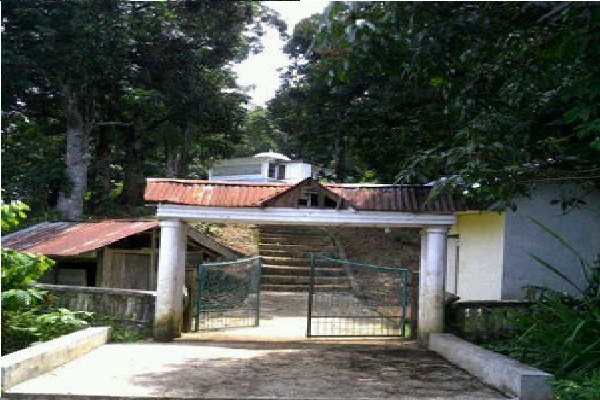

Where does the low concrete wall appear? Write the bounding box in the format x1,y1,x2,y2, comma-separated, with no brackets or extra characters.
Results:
1,326,111,390
429,333,553,400
35,284,156,326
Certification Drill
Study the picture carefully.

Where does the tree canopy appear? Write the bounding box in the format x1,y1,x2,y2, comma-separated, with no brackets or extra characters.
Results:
269,2,600,208
2,0,285,220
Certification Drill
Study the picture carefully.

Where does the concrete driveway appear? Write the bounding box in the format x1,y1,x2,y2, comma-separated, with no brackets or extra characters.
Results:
5,340,509,400
5,292,510,400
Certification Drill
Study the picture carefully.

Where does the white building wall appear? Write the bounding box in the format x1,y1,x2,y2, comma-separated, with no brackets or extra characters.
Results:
281,163,314,182
450,212,505,300
501,184,600,299
283,163,302,182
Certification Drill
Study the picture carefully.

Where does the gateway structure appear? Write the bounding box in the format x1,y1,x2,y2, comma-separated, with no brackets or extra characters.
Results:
144,177,466,342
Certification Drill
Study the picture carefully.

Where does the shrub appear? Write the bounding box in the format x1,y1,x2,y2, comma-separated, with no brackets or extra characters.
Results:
485,218,600,399
1,200,92,354
552,371,600,400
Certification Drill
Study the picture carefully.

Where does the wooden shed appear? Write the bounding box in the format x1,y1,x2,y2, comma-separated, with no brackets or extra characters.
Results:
2,219,243,291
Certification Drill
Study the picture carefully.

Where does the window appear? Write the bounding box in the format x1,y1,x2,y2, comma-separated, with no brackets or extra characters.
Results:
277,164,286,180
268,163,276,178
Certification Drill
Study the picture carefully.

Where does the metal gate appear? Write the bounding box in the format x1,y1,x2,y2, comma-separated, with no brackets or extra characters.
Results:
307,254,410,337
193,256,262,331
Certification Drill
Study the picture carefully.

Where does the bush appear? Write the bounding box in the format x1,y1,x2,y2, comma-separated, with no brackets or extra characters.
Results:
83,313,153,343
1,308,92,355
484,218,600,399
552,372,600,400
1,200,92,355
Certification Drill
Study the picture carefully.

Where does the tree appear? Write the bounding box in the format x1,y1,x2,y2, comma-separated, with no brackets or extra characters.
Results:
2,0,285,218
315,2,600,208
272,2,600,206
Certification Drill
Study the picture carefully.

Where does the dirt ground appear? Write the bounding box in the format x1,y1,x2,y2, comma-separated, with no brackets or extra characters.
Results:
6,293,510,400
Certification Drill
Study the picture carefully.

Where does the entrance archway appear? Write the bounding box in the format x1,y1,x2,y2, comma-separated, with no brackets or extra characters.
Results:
144,178,466,343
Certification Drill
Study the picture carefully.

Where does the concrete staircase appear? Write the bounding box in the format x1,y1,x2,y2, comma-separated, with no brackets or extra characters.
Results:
258,225,349,292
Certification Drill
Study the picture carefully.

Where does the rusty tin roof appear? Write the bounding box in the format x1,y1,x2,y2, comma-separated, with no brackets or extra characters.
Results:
144,178,466,213
2,220,159,256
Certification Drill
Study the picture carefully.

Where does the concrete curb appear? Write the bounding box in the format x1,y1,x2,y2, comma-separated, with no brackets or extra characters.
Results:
429,333,554,400
1,326,111,390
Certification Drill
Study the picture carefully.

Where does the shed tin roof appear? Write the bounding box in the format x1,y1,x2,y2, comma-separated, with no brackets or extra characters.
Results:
144,178,466,213
2,219,158,256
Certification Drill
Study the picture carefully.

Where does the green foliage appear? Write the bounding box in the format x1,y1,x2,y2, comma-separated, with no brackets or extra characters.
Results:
1,200,55,311
1,308,92,356
272,2,600,205
553,372,600,400
1,0,285,219
83,313,152,343
483,221,600,398
1,200,29,234
0,200,91,355
1,250,54,292
491,290,600,377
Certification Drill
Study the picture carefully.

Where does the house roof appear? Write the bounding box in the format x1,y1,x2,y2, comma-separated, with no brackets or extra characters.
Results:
2,220,159,256
144,178,466,213
253,151,290,160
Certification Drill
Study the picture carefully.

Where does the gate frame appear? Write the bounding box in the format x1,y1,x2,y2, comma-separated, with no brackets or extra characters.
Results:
153,213,451,343
307,253,411,338
194,255,262,332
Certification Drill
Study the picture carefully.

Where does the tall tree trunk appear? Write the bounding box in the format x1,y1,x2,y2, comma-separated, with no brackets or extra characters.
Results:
333,129,346,183
57,83,89,221
90,124,113,214
176,122,192,177
121,121,145,207
165,153,178,178
165,123,192,178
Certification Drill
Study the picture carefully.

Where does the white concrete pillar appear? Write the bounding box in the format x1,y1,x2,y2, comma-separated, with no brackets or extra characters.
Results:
418,225,449,343
154,219,185,342
171,223,187,338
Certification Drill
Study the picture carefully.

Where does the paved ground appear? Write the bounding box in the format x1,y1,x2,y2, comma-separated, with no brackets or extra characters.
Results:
4,293,510,400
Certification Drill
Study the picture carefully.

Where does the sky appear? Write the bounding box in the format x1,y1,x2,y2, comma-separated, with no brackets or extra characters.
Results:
232,1,331,107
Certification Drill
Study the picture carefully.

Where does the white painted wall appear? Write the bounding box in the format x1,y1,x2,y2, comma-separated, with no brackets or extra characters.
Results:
282,162,314,182
450,212,505,300
209,158,318,183
502,184,600,299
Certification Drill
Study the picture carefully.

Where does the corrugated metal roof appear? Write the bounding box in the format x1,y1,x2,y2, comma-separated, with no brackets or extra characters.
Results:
2,220,159,256
144,178,466,212
144,179,291,207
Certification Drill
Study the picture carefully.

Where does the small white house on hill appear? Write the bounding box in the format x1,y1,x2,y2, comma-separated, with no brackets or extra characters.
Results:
446,183,600,301
208,151,322,183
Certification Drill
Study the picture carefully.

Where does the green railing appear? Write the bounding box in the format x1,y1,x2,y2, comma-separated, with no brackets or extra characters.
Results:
307,254,411,337
194,256,262,332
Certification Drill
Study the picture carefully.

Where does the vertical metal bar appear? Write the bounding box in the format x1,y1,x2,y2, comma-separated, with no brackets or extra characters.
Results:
307,253,316,337
401,270,408,337
410,271,419,339
255,256,262,327
196,264,206,332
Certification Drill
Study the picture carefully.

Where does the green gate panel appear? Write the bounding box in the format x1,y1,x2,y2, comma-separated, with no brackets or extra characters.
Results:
194,256,262,332
307,254,410,337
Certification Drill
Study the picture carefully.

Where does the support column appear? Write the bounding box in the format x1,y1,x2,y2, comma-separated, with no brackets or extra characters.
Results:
171,223,187,338
418,225,449,343
154,219,185,342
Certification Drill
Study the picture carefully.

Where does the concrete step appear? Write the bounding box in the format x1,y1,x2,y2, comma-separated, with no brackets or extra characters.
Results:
260,284,350,292
262,257,310,266
259,243,338,252
261,276,349,287
258,226,329,235
259,236,334,246
262,265,345,276
259,249,338,258
260,283,351,292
